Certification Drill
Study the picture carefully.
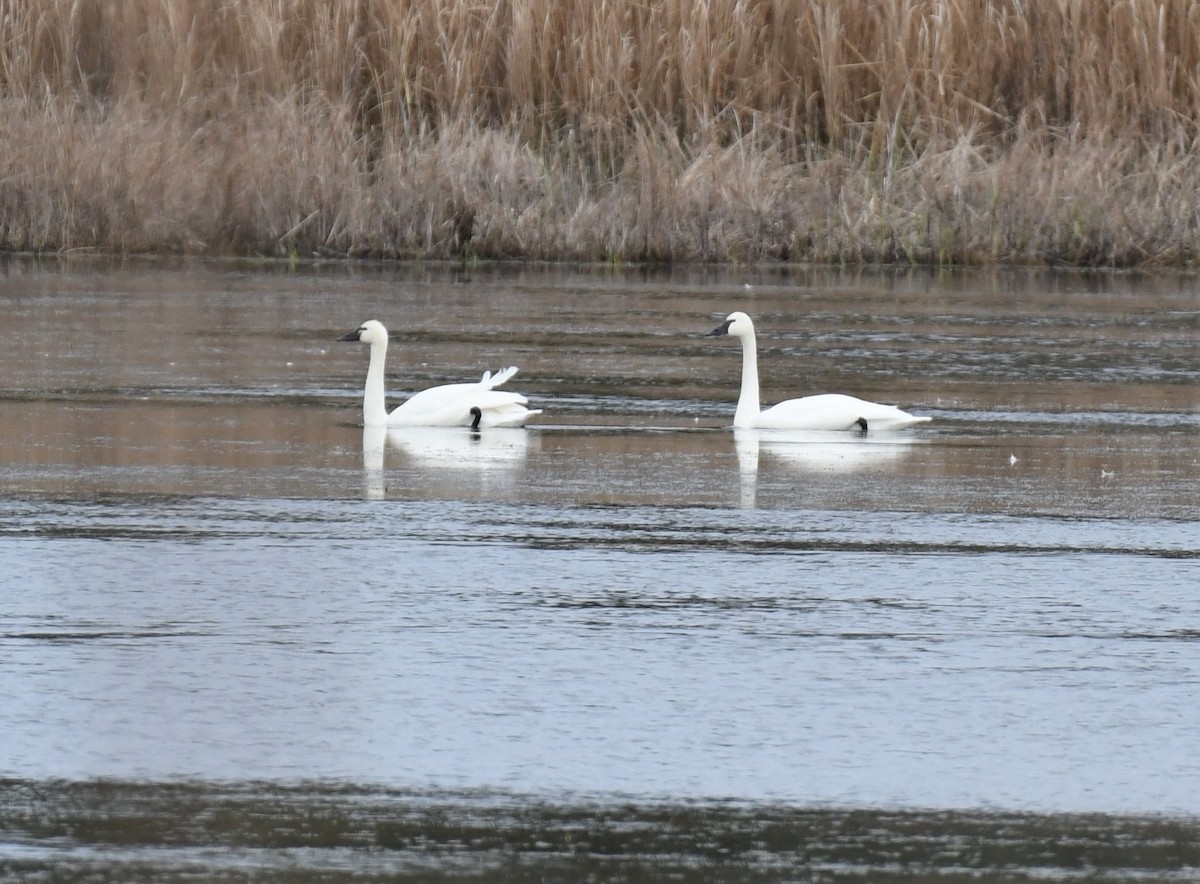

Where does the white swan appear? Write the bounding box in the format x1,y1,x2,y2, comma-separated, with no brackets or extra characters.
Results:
706,311,930,432
338,319,541,428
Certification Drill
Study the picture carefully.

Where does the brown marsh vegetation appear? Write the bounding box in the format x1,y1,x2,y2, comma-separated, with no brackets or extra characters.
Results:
2,0,1200,265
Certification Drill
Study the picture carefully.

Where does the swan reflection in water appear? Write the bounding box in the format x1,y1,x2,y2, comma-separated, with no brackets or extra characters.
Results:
361,424,533,499
735,428,920,508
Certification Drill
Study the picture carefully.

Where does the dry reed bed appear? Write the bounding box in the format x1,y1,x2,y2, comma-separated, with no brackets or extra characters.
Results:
2,0,1200,264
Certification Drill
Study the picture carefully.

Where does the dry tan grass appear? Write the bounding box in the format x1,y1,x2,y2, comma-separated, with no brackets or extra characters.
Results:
2,0,1200,264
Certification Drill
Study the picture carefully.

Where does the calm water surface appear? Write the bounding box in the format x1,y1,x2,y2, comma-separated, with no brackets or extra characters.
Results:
2,258,1199,880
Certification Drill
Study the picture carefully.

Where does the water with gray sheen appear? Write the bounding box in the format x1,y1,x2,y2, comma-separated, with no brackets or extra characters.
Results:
2,258,1198,881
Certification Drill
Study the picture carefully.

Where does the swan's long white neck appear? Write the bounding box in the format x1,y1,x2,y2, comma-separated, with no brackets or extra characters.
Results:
362,336,390,427
734,330,761,428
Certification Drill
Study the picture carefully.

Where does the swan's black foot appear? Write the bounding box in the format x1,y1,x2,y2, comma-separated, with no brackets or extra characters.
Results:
855,417,868,435
469,406,483,430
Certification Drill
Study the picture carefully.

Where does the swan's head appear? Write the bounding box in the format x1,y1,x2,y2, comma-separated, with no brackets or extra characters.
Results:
706,311,755,339
338,319,388,346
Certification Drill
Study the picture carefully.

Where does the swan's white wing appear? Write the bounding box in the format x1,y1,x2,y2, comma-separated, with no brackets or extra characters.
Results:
387,380,537,427
757,393,929,431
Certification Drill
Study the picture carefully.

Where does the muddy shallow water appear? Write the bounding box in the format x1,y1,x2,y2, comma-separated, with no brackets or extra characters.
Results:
1,259,1199,880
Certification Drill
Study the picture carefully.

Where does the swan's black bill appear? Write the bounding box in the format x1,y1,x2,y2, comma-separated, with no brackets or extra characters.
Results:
706,320,733,337
338,328,364,342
